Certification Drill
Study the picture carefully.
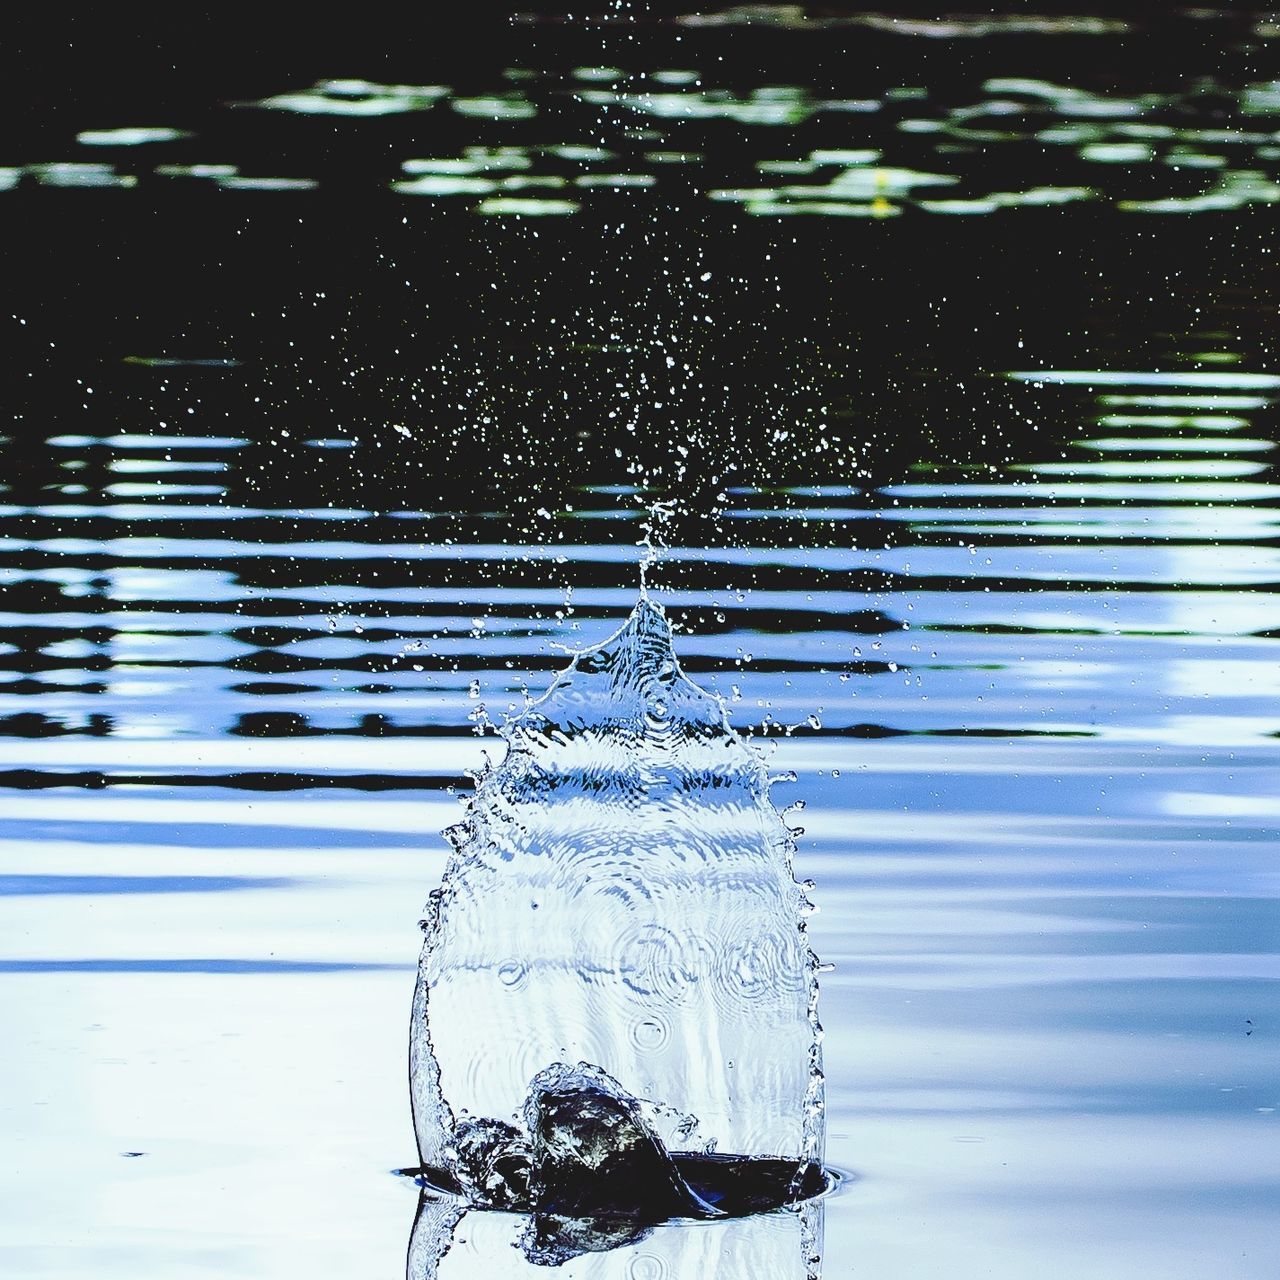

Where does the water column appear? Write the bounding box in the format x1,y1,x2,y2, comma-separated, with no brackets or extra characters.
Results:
410,597,824,1215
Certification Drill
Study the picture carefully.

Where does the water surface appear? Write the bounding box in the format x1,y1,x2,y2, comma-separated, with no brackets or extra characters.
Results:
1,6,1277,1278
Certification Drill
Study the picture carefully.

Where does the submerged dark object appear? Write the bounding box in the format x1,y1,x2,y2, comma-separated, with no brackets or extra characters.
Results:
417,1061,827,1225
675,1152,828,1217
526,1063,719,1220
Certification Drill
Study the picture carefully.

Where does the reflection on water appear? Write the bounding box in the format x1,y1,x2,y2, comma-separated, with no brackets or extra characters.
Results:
2,6,1279,1279
4,6,1280,216
407,1189,823,1279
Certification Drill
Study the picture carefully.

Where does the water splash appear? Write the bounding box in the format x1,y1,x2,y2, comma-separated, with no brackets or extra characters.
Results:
410,596,825,1216
637,498,677,597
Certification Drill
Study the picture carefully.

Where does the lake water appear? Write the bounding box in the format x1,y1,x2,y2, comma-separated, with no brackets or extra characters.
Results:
1,6,1277,1278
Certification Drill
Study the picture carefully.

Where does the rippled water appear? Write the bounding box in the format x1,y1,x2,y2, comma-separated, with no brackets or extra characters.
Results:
2,6,1278,1279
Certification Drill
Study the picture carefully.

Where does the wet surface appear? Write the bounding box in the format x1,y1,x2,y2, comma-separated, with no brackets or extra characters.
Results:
2,6,1278,1278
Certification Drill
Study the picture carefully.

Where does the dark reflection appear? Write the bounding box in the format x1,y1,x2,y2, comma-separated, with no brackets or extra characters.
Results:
4,7,1279,216
407,1188,824,1278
